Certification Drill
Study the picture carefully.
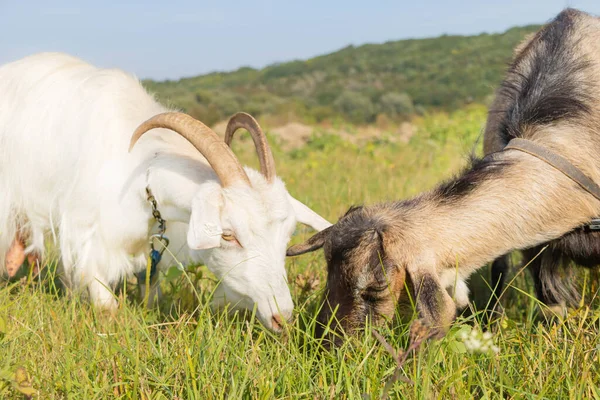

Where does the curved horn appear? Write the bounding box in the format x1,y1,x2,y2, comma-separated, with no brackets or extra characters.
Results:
130,112,250,187
225,112,276,183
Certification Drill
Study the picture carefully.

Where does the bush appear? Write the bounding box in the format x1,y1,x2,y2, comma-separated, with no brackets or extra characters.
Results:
194,90,212,104
333,91,375,124
209,93,242,118
188,104,221,126
311,105,337,123
378,92,414,117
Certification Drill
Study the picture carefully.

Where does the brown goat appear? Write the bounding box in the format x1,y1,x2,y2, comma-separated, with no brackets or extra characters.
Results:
486,10,600,315
288,9,600,341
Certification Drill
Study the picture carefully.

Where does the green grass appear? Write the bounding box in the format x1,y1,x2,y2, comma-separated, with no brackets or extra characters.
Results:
2,106,600,398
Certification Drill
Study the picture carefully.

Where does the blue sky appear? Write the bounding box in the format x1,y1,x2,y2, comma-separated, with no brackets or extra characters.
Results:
1,1,599,80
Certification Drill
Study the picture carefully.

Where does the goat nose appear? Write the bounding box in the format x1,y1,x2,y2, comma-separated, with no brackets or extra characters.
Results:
271,314,288,332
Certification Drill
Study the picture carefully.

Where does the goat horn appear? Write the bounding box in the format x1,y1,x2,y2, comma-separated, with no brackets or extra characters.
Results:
225,112,276,183
129,112,250,187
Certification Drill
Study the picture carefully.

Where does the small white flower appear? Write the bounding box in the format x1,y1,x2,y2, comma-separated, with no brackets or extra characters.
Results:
458,327,499,355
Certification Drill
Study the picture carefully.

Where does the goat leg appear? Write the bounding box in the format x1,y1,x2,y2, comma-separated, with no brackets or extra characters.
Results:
411,271,457,337
523,247,570,319
487,254,511,323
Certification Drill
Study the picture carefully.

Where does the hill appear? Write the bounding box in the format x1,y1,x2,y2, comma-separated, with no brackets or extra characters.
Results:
143,25,539,126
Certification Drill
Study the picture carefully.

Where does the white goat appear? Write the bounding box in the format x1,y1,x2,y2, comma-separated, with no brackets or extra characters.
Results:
0,52,330,331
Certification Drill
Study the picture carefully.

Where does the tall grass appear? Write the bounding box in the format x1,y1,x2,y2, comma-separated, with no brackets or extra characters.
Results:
2,105,600,398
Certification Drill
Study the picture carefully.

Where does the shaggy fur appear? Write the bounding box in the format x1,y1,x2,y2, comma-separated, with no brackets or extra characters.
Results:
289,8,600,339
486,9,600,311
0,52,330,331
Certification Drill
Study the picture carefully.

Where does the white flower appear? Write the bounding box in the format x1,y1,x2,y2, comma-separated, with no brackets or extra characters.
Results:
458,327,499,355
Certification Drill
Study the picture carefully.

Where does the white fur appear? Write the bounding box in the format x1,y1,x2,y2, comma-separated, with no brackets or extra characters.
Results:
0,52,330,331
439,269,470,308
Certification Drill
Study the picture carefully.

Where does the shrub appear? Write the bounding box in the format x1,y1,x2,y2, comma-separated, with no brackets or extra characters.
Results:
333,91,375,124
379,92,415,117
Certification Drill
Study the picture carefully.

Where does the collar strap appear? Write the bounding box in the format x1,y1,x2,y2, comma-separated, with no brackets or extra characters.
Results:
145,186,169,254
146,187,167,236
585,218,600,231
505,138,600,231
505,138,600,202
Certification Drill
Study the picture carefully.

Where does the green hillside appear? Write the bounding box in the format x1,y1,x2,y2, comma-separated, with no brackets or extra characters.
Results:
144,25,539,126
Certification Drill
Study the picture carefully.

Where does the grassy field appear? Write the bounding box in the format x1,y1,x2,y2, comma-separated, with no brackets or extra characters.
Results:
2,106,600,399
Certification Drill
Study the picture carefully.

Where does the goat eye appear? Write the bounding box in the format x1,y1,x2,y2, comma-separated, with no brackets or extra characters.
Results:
361,285,388,303
361,292,380,303
221,233,236,242
368,285,389,293
221,233,242,247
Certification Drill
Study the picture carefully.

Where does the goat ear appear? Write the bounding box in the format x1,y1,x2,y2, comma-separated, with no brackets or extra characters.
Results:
380,232,405,272
187,183,224,250
288,194,332,232
286,226,332,256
